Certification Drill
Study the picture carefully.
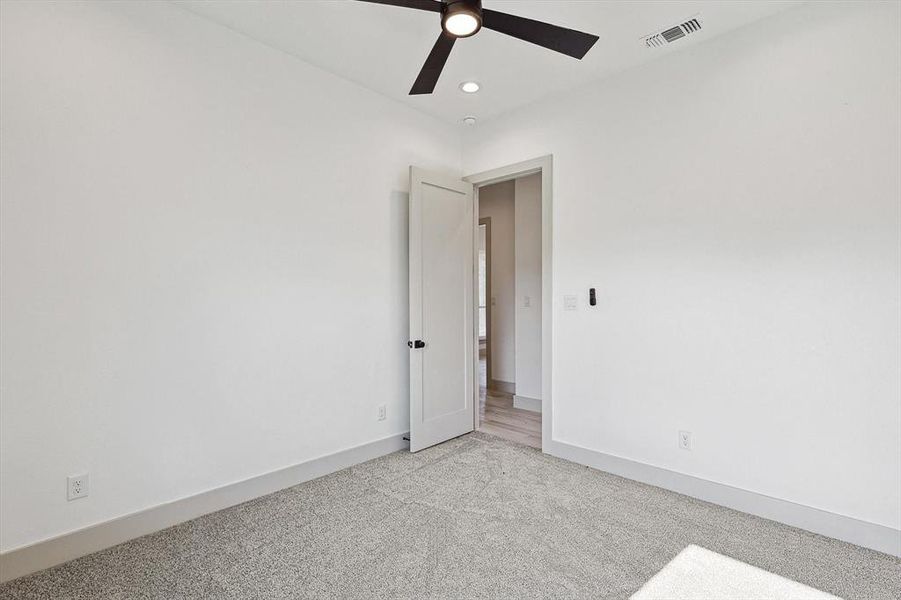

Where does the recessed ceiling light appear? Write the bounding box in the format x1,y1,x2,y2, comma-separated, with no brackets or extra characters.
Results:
462,116,477,126
459,81,480,94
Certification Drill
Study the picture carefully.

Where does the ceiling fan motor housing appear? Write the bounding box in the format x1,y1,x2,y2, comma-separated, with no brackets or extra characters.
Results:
442,0,483,38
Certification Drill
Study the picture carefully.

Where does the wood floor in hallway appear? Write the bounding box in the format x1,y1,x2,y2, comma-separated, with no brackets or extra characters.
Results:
478,352,541,448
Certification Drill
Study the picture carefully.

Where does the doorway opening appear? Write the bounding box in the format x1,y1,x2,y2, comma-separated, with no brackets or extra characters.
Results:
471,169,545,449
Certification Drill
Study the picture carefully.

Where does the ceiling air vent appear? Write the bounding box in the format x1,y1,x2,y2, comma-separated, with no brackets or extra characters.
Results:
644,16,702,48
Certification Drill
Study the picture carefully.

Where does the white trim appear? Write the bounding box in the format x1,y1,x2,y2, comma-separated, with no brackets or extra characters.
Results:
488,379,515,395
545,438,901,557
465,155,553,453
513,395,542,413
0,433,409,583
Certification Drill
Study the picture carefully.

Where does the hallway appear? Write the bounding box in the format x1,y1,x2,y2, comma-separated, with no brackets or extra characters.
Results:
478,349,541,449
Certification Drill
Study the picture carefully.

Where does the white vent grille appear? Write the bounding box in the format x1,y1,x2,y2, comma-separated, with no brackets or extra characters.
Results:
644,16,702,48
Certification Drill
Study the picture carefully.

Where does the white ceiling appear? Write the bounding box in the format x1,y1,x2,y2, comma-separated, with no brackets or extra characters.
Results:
173,1,801,124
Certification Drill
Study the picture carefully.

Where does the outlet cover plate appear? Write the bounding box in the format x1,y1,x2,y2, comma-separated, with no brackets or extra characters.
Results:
67,473,89,501
679,431,692,450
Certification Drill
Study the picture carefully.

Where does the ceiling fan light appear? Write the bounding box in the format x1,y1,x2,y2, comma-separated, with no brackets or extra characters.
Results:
442,1,482,38
444,12,479,37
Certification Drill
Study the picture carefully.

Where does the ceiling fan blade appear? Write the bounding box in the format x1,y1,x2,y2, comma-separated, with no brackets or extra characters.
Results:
482,9,599,59
410,32,456,95
355,0,442,12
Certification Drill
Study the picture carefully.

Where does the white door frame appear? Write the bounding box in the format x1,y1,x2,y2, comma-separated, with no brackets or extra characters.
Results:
464,155,553,452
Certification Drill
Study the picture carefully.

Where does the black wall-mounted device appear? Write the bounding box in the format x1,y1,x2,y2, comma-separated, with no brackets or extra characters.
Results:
589,288,597,306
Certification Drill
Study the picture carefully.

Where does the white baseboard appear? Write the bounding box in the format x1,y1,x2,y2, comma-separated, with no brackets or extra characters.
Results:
545,439,901,557
0,432,409,583
489,379,515,395
513,395,542,412
4,434,896,584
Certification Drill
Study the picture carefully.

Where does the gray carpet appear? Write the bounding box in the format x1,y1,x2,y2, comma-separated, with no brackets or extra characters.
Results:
2,432,899,599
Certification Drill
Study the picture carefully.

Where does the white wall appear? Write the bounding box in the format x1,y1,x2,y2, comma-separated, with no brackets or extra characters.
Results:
514,174,542,403
0,0,460,552
463,1,901,530
478,180,515,386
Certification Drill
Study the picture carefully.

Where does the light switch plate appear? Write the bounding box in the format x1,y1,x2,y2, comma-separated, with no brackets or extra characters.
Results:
564,295,577,310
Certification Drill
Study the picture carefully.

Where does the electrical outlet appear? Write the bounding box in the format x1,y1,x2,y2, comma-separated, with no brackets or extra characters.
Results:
564,295,578,310
523,295,531,307
679,431,692,450
377,404,387,421
67,473,89,501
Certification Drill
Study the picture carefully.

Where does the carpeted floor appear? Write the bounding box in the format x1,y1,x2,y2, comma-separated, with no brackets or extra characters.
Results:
1,432,899,599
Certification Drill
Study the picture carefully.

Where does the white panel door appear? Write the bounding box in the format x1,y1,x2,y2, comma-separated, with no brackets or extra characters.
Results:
409,167,474,452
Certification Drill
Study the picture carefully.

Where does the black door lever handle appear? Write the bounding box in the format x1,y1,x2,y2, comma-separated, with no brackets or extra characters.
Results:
407,340,426,349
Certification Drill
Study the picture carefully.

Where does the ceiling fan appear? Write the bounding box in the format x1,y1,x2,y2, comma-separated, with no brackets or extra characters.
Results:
357,0,600,95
